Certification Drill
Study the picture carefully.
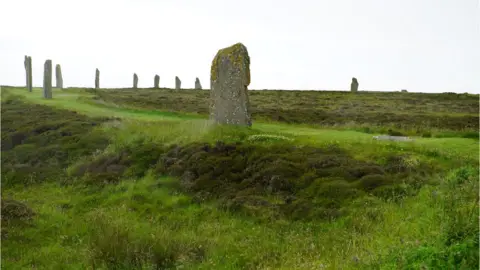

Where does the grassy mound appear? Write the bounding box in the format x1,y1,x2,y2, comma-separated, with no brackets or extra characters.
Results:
73,140,436,221
1,98,111,187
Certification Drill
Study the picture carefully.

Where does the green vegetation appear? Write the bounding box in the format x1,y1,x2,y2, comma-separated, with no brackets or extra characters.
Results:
86,87,477,138
1,86,478,269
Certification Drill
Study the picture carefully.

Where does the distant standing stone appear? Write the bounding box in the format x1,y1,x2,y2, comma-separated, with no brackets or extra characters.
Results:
43,60,53,99
95,68,100,89
350,77,359,92
154,75,160,88
24,56,28,86
209,42,252,126
401,89,408,93
24,56,33,92
133,73,138,89
55,64,63,89
195,77,202,90
175,76,181,90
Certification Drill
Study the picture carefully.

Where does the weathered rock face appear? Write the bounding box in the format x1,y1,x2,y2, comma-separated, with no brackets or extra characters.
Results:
24,56,33,92
133,73,138,89
350,77,359,92
209,42,251,126
43,60,53,99
95,69,100,89
55,64,63,89
195,77,202,90
175,76,181,90
154,75,160,88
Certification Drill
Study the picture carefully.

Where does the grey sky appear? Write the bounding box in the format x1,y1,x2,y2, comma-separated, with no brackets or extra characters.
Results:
1,0,479,93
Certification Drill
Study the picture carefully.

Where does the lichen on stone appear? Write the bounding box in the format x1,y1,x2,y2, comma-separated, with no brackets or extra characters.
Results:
211,42,250,85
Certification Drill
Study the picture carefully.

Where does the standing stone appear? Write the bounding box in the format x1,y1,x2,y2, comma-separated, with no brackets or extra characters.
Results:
95,69,100,89
27,56,33,92
24,56,33,92
24,56,28,86
133,73,138,89
55,64,63,89
175,76,181,90
210,42,252,126
350,77,359,92
43,60,53,99
154,75,160,88
195,77,202,90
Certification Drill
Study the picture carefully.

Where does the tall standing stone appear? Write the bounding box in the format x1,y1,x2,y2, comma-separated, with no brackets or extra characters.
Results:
133,73,138,89
24,56,28,86
43,60,53,99
154,75,160,88
209,42,252,126
95,69,100,89
55,64,63,89
24,56,33,92
350,77,359,92
175,76,181,90
195,77,202,90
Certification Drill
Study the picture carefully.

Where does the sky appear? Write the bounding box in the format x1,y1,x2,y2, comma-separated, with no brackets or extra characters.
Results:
0,0,479,93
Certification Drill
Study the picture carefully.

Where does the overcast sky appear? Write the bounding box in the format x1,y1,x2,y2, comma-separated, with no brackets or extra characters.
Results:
0,0,479,92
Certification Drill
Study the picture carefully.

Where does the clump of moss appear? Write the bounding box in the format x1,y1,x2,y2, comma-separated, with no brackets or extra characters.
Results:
354,174,392,191
210,43,250,85
1,199,35,221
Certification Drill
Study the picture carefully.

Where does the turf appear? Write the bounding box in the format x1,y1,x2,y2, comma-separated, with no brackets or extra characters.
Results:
1,86,478,269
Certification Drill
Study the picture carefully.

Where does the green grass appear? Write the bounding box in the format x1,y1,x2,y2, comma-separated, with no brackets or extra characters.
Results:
77,86,479,137
1,86,478,269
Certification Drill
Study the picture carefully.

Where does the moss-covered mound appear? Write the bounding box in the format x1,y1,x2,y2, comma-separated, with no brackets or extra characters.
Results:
156,141,435,220
75,140,436,221
1,99,111,187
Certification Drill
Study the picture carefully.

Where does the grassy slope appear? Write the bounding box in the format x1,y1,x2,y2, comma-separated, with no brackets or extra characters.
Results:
1,86,479,270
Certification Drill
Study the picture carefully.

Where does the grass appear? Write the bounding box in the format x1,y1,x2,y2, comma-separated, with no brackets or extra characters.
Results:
1,86,479,269
84,87,478,137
